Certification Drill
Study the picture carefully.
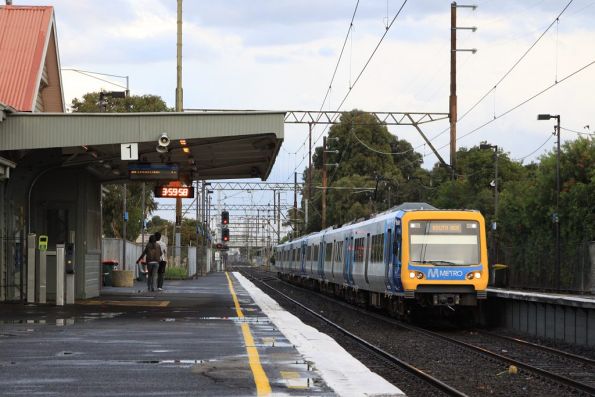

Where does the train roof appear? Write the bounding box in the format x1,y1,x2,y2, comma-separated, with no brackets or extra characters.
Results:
276,202,482,247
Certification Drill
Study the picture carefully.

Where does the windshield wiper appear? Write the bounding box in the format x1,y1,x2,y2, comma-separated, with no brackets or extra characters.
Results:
428,260,458,266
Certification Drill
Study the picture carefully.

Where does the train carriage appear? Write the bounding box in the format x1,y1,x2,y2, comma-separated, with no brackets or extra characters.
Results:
275,203,488,316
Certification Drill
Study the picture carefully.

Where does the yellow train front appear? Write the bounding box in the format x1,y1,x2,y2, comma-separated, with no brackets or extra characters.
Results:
398,210,488,308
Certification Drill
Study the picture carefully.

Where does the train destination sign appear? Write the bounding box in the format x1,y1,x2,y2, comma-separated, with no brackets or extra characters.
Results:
128,163,178,180
154,186,195,198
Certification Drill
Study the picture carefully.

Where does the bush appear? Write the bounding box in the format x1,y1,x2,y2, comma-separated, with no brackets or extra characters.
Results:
165,266,187,280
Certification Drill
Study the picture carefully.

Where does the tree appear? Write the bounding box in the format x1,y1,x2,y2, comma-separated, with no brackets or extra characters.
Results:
302,110,427,232
72,92,171,240
70,92,172,113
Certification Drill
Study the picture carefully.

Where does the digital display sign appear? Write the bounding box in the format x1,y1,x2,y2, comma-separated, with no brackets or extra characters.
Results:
430,223,462,233
128,164,178,180
154,186,194,198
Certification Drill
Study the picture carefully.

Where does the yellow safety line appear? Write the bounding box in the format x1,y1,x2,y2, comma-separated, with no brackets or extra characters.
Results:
225,272,271,396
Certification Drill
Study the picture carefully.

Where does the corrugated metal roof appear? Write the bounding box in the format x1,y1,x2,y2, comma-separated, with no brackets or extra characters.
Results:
0,6,53,111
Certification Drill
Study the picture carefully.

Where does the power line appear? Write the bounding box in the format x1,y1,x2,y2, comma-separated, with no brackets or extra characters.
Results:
512,134,554,162
291,1,361,163
435,58,595,150
458,0,574,123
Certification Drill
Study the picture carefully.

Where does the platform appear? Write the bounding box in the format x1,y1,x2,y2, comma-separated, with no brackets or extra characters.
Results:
0,272,403,396
487,287,595,346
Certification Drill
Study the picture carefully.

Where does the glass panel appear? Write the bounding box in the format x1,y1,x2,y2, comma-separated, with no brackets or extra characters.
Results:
409,221,480,265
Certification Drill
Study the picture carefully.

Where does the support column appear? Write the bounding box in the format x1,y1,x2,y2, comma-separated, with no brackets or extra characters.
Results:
55,244,65,306
27,233,36,304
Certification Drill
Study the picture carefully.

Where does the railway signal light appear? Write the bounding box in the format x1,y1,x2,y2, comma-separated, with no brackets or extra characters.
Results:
221,210,229,225
222,227,230,242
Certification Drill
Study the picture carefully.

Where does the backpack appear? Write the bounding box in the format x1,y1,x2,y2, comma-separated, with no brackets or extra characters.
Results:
145,243,161,262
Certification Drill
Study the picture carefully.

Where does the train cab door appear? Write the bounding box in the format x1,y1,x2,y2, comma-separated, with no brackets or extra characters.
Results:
384,225,394,291
384,218,403,292
393,219,403,292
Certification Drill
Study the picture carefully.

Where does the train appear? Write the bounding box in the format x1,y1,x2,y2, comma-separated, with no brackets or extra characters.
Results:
273,203,488,317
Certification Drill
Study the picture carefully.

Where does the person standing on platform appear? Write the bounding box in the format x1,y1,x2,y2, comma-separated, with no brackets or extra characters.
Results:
136,235,161,292
155,232,167,291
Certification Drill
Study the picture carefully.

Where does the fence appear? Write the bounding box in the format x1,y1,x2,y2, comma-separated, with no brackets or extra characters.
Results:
493,241,593,293
102,239,202,279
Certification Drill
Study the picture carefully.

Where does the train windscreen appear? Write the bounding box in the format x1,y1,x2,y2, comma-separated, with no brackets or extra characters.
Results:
408,220,480,265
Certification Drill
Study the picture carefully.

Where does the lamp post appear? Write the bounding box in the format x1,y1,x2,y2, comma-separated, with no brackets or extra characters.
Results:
480,144,499,278
537,114,561,290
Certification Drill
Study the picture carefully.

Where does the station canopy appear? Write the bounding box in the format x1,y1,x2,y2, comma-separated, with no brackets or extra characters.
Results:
0,110,284,182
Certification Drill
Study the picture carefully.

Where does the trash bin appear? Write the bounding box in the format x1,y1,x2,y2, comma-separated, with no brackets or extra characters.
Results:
101,260,119,286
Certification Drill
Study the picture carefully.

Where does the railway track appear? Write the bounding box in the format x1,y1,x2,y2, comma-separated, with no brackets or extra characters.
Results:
239,268,468,397
238,267,595,397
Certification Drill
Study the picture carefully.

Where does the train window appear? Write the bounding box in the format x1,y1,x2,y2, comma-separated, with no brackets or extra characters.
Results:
371,233,385,263
325,242,333,262
354,237,365,263
306,246,311,262
313,245,319,261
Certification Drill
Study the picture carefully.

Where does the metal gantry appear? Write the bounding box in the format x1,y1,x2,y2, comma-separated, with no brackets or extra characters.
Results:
284,110,449,125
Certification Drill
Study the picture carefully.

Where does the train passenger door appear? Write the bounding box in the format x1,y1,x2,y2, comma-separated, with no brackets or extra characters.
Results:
344,236,354,285
300,241,306,275
318,241,325,278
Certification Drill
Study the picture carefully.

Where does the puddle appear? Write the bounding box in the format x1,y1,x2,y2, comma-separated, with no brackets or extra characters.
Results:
0,312,122,326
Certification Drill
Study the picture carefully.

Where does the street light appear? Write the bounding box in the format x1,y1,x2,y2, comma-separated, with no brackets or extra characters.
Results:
537,113,561,290
480,143,499,279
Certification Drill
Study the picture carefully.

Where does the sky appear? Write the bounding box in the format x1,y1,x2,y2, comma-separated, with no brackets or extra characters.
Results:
15,0,595,230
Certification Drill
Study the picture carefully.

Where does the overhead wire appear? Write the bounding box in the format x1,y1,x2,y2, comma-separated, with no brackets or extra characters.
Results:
457,0,574,123
560,126,594,137
512,134,554,162
283,1,361,183
416,0,576,161
435,58,595,150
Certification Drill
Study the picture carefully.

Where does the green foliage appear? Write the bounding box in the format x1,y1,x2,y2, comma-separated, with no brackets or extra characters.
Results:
302,110,428,232
165,266,187,280
70,92,172,113
295,109,594,291
102,183,157,239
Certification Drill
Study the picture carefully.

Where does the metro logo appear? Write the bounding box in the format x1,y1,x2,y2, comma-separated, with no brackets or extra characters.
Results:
426,268,464,279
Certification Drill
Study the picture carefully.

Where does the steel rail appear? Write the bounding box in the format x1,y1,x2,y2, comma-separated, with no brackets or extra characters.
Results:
241,270,469,397
478,330,595,366
264,270,595,396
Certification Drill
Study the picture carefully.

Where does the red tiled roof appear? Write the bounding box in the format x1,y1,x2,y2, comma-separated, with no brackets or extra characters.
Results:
0,6,54,111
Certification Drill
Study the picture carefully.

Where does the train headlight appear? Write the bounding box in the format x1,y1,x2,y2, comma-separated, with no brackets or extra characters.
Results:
466,271,482,280
415,271,424,280
409,271,416,279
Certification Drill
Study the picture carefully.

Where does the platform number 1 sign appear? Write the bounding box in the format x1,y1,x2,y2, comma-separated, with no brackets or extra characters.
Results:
121,143,139,160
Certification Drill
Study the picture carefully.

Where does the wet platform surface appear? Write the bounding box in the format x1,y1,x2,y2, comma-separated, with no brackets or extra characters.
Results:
0,272,402,396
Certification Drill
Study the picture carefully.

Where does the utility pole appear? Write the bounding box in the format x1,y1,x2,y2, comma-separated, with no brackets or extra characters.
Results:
450,2,477,178
306,122,312,231
450,2,457,178
294,172,298,237
322,136,327,229
277,191,281,244
174,0,183,265
122,184,127,270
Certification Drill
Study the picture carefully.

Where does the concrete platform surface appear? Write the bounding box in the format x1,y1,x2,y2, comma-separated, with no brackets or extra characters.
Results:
0,272,402,396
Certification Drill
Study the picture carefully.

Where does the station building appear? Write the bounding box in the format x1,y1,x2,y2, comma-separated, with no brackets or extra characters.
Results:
0,5,284,302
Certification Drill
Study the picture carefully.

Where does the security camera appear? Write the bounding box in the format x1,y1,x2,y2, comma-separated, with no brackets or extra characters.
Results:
158,133,170,147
